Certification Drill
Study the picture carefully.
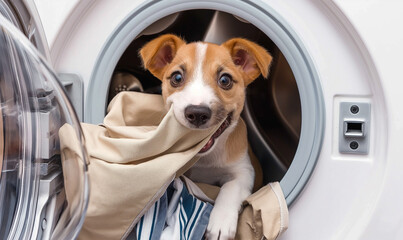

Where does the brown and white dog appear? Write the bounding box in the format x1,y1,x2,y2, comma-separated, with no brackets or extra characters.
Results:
140,34,272,240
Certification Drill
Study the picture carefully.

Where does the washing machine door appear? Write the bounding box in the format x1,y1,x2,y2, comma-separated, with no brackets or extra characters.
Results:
0,10,88,240
0,0,50,60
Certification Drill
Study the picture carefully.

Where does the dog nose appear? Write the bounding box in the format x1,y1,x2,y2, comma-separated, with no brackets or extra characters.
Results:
184,105,212,127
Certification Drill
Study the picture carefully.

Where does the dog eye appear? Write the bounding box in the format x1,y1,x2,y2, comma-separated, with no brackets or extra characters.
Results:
170,72,184,87
218,74,233,90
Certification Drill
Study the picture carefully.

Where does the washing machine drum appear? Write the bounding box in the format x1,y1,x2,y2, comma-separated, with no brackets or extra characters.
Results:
0,17,88,240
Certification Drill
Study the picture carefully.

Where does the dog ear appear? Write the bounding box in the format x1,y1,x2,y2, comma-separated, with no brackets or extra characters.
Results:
222,38,272,86
139,34,186,80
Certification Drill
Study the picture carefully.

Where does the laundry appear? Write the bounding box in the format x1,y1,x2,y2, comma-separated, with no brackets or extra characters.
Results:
58,91,222,240
236,182,288,240
134,177,288,240
58,91,289,240
135,177,213,240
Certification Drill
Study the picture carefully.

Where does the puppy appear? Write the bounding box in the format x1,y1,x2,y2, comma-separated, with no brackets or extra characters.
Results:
140,34,272,240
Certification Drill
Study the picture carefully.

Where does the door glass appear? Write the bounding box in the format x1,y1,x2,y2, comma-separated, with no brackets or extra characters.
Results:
0,16,89,240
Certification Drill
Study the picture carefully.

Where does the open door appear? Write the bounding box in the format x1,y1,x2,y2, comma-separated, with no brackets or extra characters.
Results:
0,7,89,240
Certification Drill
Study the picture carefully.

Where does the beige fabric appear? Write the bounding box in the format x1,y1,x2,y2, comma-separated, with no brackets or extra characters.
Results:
236,182,289,240
53,124,86,239
59,92,220,240
194,182,221,202
181,176,215,204
59,91,289,240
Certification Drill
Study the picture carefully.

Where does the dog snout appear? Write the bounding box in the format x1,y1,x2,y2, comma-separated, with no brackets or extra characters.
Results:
184,105,212,127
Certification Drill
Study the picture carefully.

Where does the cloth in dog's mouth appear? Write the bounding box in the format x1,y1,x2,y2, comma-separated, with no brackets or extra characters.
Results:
199,114,232,153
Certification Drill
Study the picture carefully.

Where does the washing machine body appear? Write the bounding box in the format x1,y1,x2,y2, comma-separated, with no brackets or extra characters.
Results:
28,0,403,239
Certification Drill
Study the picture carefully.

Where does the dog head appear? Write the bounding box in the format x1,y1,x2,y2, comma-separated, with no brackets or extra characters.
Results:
140,34,272,152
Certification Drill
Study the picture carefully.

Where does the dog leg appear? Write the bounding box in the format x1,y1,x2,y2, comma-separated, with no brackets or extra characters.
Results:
206,154,254,240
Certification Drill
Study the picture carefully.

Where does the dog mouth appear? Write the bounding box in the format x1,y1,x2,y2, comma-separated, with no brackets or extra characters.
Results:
199,114,232,153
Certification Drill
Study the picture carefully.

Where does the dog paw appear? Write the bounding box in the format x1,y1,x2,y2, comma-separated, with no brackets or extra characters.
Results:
205,208,238,240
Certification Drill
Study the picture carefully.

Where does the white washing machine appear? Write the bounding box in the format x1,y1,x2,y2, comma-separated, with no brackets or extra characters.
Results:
1,0,403,239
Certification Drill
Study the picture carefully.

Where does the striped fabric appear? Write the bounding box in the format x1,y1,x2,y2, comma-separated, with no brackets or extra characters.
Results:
136,179,213,240
136,193,167,240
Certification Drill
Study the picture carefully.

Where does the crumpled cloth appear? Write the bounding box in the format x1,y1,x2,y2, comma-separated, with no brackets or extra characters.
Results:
59,92,220,240
58,91,289,240
236,182,289,240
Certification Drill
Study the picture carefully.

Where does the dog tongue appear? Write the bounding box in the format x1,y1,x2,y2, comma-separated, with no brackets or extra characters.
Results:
200,137,214,153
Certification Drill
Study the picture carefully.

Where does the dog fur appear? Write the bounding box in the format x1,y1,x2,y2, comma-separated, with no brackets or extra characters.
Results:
140,34,272,240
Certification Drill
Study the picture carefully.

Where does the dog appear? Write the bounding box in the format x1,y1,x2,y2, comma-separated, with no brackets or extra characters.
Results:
140,34,272,240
